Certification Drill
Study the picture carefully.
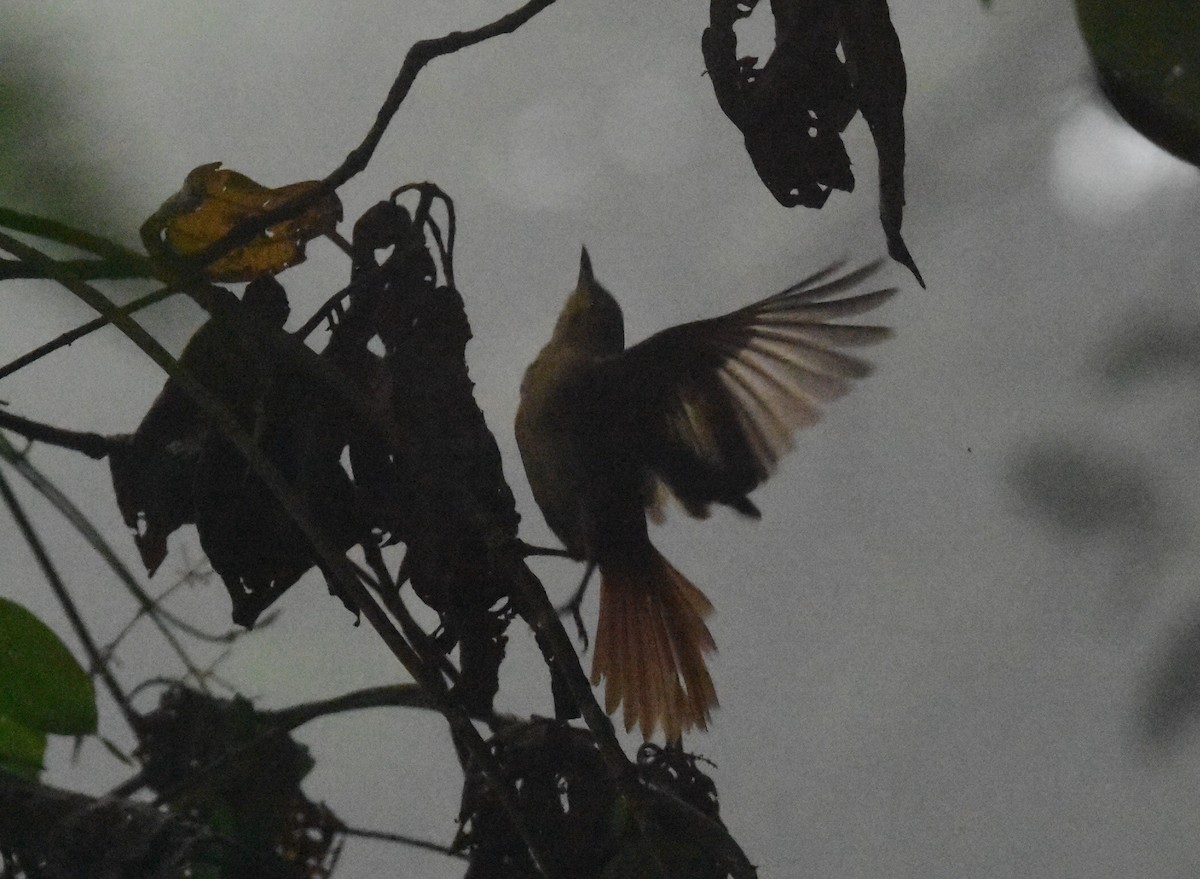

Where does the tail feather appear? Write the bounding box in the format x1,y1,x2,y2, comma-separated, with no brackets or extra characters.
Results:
659,580,718,729
591,548,718,740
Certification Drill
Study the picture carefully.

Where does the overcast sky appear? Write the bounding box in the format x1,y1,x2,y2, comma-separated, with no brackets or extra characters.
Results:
4,1,1200,877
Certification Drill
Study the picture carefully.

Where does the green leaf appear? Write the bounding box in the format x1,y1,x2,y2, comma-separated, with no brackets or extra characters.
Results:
0,598,97,735
1074,0,1200,165
0,713,47,779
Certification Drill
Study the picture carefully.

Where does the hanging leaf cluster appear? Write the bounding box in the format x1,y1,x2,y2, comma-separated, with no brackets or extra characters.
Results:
332,189,523,713
108,273,365,626
110,184,521,713
702,0,923,286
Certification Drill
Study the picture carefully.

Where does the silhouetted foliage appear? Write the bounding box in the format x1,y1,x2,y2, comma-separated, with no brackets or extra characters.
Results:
702,0,923,285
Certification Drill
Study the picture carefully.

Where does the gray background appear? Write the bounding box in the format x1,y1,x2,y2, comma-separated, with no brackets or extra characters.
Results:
3,1,1200,876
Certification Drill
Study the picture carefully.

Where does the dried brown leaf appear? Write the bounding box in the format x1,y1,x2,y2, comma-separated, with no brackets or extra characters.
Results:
152,162,342,282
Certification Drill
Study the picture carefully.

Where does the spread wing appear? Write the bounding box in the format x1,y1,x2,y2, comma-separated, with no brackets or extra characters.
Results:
598,261,895,519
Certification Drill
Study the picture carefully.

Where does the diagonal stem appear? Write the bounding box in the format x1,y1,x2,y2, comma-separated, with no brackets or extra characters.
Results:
0,285,179,383
0,464,141,733
0,409,119,459
179,0,560,275
0,433,214,681
0,231,562,879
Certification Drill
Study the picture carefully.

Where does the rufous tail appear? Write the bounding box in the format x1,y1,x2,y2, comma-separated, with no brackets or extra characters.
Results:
591,547,717,741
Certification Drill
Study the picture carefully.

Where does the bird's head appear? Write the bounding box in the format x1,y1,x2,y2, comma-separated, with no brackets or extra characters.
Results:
550,247,625,354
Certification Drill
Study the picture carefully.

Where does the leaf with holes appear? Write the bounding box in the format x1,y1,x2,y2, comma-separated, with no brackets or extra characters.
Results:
703,0,856,209
702,0,923,285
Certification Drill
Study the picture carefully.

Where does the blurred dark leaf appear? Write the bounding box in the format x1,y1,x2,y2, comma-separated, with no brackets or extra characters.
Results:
0,22,121,228
702,0,923,285
458,721,619,878
1140,607,1200,751
137,685,344,879
622,745,731,879
1075,0,1200,166
599,824,670,879
457,722,739,879
1007,438,1160,536
1100,317,1200,388
0,772,207,878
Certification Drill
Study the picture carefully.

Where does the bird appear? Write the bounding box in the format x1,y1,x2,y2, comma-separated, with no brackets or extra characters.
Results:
515,248,895,740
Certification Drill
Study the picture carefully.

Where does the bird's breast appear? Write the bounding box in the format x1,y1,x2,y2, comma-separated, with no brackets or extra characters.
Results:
515,346,647,561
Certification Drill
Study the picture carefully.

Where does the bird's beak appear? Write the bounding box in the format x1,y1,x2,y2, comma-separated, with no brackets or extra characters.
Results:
578,246,594,286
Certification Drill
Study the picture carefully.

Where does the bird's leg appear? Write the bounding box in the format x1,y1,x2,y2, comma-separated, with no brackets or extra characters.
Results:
557,560,596,650
514,538,573,559
510,540,590,642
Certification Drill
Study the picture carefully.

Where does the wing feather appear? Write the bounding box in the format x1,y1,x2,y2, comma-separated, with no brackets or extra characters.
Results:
597,262,896,518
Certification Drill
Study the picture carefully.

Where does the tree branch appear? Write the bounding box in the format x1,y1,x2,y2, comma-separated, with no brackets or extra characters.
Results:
341,824,466,860
265,683,438,730
0,207,150,269
0,409,119,459
0,285,178,383
181,0,559,275
0,256,152,280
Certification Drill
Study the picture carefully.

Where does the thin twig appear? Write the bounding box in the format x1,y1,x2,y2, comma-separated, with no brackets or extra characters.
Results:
183,0,559,276
0,464,141,733
103,565,235,656
516,540,573,559
358,548,458,686
351,557,458,684
348,586,559,877
0,433,212,680
355,552,462,690
504,553,630,775
341,824,466,860
0,285,179,383
265,684,439,730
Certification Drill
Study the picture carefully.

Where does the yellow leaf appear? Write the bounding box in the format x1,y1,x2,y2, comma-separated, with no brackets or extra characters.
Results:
151,162,342,282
